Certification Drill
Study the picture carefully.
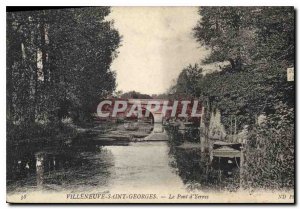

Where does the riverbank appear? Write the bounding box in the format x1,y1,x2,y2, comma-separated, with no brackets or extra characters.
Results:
6,120,115,147
7,121,159,148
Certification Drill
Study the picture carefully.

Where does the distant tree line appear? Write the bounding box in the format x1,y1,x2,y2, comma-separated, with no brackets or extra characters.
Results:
120,91,152,99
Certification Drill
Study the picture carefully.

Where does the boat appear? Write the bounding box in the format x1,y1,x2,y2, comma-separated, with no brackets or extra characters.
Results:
212,146,241,158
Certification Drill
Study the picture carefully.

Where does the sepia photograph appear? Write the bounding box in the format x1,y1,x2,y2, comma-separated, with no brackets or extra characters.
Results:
6,6,295,203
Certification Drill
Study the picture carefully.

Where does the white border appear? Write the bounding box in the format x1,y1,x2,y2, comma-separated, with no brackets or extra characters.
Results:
1,1,299,208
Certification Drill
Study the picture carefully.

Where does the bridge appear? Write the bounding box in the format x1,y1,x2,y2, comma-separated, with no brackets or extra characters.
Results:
97,98,203,128
127,99,167,123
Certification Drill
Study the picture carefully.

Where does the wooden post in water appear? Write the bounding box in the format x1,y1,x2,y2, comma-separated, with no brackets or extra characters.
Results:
200,136,205,153
240,145,244,190
53,156,56,171
35,152,44,188
230,115,233,142
234,116,237,142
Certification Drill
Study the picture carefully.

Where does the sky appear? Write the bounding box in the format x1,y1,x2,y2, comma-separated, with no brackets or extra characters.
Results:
108,7,210,95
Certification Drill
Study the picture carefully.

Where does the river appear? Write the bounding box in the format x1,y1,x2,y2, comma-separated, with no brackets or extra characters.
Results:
7,127,240,195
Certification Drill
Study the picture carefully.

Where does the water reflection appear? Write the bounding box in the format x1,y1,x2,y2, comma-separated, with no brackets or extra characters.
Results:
166,126,240,192
7,126,240,194
7,139,114,192
168,146,240,192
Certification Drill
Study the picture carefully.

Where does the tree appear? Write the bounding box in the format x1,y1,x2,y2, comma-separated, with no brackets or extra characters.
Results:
185,6,295,190
193,7,255,70
7,7,121,140
191,7,295,130
174,64,203,97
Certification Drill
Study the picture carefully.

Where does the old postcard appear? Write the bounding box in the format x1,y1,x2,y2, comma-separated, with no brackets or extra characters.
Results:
6,6,295,203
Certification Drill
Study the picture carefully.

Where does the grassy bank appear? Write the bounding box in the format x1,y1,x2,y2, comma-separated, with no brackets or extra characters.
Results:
7,118,88,146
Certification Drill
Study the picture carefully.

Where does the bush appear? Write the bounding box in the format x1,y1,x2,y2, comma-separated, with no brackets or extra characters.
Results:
243,114,294,190
7,119,77,144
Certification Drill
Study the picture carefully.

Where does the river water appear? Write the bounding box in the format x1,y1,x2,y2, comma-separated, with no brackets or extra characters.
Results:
7,128,240,194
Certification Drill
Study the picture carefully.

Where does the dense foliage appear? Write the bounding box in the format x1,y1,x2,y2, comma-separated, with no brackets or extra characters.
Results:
7,8,121,141
171,7,294,190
